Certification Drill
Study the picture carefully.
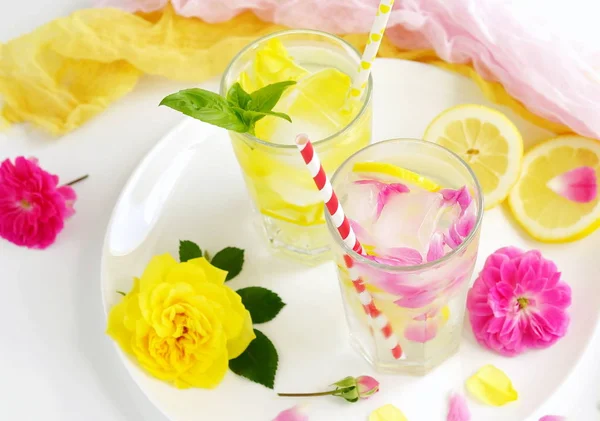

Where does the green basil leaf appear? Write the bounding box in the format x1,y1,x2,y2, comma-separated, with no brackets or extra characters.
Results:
179,240,202,263
262,110,292,123
236,287,286,324
160,88,248,132
248,81,296,112
227,83,252,109
241,110,268,127
211,247,244,281
229,329,278,389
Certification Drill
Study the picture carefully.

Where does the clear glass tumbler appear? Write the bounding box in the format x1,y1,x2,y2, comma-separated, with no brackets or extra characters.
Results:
326,139,484,374
220,30,372,265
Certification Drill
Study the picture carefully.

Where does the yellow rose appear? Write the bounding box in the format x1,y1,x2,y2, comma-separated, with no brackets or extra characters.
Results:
107,253,255,389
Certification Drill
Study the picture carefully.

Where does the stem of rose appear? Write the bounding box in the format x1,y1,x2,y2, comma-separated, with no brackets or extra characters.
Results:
65,174,89,186
278,387,355,398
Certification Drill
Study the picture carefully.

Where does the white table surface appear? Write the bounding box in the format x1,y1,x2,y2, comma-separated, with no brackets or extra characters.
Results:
1,1,599,420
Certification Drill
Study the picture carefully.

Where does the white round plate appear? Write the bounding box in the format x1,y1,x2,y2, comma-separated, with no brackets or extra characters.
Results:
101,59,598,421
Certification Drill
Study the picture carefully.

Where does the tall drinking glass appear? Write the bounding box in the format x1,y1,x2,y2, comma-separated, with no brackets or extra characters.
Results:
220,30,372,265
326,139,483,374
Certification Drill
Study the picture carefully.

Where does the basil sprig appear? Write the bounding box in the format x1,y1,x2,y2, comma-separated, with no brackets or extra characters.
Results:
160,81,295,135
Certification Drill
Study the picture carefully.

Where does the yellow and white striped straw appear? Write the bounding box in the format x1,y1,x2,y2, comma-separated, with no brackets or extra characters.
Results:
348,0,395,100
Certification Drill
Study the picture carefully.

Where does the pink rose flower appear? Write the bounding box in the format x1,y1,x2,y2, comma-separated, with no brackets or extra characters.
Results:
0,157,77,249
467,247,571,356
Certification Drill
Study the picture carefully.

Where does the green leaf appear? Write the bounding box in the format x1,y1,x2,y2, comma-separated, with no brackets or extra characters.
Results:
240,109,293,131
236,287,286,324
227,83,251,109
160,88,248,132
241,109,268,127
211,247,244,281
116,290,126,296
263,110,292,123
229,329,278,389
248,80,296,112
179,240,202,262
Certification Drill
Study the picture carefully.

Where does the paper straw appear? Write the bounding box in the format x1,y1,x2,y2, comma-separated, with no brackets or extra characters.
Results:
295,134,404,360
348,0,395,100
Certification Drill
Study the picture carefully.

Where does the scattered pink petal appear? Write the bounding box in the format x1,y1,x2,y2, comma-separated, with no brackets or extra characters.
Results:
547,166,597,203
404,319,438,343
426,232,445,262
467,247,572,356
447,393,471,421
0,156,77,249
273,406,309,421
539,416,566,421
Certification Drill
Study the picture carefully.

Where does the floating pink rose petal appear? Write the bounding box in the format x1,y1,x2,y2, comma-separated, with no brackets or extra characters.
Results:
547,166,597,203
273,406,309,421
414,307,439,321
386,247,423,265
394,289,437,309
404,319,438,343
539,416,566,421
376,183,410,218
349,218,372,244
427,232,445,262
447,393,471,421
440,186,472,212
354,179,410,218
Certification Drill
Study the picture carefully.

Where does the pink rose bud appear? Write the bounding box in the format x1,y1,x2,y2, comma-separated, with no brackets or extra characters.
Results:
356,376,380,399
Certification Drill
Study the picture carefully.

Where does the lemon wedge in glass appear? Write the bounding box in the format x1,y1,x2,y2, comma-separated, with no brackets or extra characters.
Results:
352,161,441,192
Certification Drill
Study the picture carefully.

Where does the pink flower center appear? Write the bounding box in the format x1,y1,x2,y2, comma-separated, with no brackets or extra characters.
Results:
18,200,33,211
517,297,529,310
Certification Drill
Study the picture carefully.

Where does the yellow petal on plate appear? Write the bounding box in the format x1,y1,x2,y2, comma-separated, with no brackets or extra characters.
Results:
369,404,408,421
466,365,518,406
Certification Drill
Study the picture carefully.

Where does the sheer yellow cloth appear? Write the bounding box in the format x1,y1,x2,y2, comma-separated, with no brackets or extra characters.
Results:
0,6,570,135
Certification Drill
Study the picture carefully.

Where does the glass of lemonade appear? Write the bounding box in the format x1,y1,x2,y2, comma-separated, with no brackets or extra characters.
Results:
326,139,483,374
220,30,372,264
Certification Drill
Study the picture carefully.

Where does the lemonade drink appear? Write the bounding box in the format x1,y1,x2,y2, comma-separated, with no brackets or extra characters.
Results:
220,30,372,264
326,139,483,374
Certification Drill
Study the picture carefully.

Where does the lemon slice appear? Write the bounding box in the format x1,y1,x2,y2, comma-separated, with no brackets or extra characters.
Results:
508,135,600,242
239,38,308,92
424,104,523,209
352,161,441,192
255,67,354,140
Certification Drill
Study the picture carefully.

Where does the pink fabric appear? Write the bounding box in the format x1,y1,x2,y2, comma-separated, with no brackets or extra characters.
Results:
96,0,600,139
0,157,76,249
467,247,572,356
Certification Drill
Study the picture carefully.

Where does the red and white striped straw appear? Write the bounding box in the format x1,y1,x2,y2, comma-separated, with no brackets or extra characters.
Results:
295,134,404,360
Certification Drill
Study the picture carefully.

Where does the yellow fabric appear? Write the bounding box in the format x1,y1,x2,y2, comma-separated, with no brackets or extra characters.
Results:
0,5,570,136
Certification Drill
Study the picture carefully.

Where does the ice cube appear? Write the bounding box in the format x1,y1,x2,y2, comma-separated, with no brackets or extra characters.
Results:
372,190,445,253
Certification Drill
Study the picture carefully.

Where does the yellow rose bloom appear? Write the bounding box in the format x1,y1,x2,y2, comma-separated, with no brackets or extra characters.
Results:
107,253,255,389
